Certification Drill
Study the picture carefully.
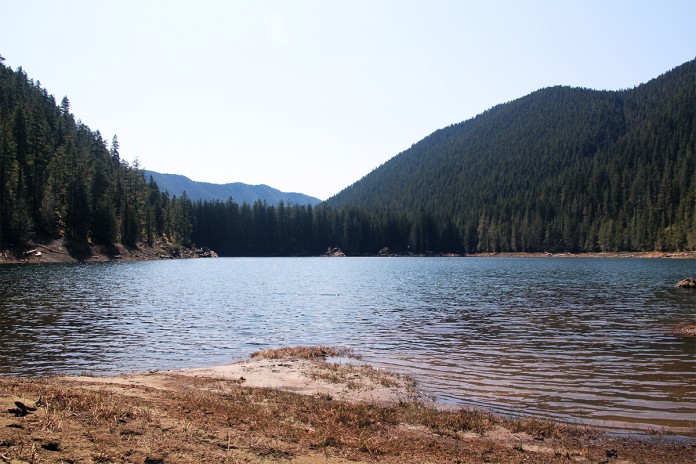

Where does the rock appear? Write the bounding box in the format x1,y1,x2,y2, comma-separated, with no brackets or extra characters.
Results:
194,247,218,258
673,324,696,338
12,401,36,416
14,401,28,416
675,277,696,288
41,442,61,452
323,247,345,257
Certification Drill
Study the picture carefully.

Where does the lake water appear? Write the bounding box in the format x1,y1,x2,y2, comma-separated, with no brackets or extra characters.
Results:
0,257,694,433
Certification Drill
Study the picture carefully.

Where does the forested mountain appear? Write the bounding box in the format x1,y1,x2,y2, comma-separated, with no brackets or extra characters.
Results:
143,170,321,206
0,56,193,250
2,55,693,257
326,58,696,252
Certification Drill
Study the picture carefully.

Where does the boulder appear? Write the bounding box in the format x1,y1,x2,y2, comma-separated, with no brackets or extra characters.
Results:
323,247,345,257
675,277,696,288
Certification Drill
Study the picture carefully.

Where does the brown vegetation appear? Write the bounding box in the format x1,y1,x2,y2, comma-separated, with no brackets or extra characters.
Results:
249,346,358,361
1,349,694,463
673,323,696,338
0,238,216,265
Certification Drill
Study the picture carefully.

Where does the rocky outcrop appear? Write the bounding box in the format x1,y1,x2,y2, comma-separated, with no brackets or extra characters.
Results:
323,247,345,257
1,239,218,264
378,247,391,257
168,247,218,259
675,277,696,288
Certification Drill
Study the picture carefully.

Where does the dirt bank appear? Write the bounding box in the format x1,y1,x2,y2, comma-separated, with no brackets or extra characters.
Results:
1,347,693,463
0,238,217,265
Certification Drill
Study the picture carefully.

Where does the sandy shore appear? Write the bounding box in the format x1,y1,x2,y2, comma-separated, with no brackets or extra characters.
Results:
179,357,418,404
1,347,694,463
64,356,418,406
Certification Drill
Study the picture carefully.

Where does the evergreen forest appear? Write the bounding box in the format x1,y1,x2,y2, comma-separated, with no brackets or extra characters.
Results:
0,57,192,250
1,54,694,256
327,59,696,253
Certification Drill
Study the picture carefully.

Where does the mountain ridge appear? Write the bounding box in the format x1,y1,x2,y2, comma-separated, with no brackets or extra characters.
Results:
143,170,321,206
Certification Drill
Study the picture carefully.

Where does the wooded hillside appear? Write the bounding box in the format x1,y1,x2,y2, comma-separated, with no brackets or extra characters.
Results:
0,56,192,250
327,59,696,252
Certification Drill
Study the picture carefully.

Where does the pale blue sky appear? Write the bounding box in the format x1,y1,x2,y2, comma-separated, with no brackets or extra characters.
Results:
2,1,694,199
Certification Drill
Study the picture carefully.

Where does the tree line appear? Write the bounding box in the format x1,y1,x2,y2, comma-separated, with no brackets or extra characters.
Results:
190,199,459,256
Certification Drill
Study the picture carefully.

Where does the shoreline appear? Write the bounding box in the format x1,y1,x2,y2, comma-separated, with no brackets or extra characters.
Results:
462,250,696,259
0,238,217,265
3,239,695,265
61,353,696,437
1,348,694,463
370,249,696,259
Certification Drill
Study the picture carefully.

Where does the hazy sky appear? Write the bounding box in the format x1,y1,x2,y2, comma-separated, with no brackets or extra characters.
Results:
2,1,694,200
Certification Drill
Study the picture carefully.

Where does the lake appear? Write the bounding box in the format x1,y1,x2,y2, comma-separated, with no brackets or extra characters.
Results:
0,257,694,433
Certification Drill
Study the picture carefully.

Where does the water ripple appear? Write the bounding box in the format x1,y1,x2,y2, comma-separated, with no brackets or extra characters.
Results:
0,257,694,432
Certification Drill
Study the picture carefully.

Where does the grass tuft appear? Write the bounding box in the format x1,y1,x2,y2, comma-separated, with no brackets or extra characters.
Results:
249,345,358,360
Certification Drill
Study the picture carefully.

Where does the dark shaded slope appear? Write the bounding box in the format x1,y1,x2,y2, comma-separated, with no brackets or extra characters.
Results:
326,59,696,252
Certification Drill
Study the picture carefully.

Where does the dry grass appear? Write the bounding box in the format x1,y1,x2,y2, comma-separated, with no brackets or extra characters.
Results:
2,373,694,464
307,361,414,392
249,345,359,360
1,347,693,462
248,346,416,400
504,415,576,439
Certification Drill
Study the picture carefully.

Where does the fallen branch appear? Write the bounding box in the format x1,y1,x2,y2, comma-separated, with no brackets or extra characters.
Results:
36,244,69,255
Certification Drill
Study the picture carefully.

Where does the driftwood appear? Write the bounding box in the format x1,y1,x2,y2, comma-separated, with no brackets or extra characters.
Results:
12,401,36,416
36,243,68,255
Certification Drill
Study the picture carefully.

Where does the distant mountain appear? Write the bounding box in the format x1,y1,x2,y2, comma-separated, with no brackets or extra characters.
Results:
326,58,696,252
143,170,321,206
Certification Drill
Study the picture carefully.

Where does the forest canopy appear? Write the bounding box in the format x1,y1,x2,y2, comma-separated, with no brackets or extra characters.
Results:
327,58,696,253
0,57,191,249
